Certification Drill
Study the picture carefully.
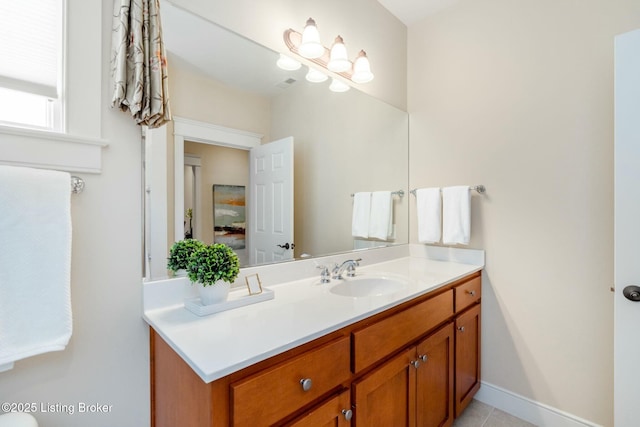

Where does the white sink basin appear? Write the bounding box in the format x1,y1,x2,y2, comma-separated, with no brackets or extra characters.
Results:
329,275,409,298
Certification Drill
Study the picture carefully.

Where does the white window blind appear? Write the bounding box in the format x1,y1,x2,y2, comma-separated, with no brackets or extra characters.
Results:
0,0,63,130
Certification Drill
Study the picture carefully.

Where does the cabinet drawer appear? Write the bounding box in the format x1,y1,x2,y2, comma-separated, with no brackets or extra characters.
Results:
352,290,453,373
231,336,350,427
283,389,351,427
454,275,481,313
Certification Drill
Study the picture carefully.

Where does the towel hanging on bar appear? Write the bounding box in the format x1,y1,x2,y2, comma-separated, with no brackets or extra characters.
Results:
0,165,73,370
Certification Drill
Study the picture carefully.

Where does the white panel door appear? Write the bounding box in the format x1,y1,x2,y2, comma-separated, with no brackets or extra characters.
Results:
614,28,640,427
248,137,294,265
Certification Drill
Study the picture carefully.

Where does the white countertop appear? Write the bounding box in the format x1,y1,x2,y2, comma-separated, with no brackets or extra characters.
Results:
143,246,484,383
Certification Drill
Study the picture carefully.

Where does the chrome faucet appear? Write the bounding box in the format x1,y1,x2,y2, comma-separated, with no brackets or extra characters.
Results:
332,258,362,280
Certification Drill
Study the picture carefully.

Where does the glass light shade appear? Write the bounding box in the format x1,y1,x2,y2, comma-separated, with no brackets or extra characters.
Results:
306,67,328,83
298,18,324,59
328,36,351,73
351,50,374,83
276,54,301,71
329,78,350,92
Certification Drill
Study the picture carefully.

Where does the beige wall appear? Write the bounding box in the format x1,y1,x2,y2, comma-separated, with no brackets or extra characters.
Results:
169,53,272,138
408,0,640,424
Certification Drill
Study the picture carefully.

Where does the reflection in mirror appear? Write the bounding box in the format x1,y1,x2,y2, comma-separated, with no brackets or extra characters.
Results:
184,143,249,262
143,1,409,280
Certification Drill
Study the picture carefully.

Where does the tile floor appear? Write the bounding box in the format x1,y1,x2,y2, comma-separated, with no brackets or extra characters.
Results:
452,400,537,427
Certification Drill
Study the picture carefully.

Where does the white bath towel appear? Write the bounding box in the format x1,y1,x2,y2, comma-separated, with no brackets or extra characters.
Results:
416,188,441,243
0,166,73,367
352,192,371,238
368,191,393,240
442,186,471,245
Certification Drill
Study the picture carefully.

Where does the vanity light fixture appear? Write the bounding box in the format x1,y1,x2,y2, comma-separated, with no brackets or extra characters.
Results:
276,53,302,71
328,36,351,73
298,18,324,59
351,50,374,84
283,18,374,86
329,78,350,92
306,66,328,83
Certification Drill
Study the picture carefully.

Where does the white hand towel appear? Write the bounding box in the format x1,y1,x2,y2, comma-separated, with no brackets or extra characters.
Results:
442,186,471,245
416,188,441,243
368,191,393,240
352,192,371,238
0,166,73,367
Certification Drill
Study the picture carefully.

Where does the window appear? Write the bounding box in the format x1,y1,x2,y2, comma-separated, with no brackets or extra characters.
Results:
0,0,63,131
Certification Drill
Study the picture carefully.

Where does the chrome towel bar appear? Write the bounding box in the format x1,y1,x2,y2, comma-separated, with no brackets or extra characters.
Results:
350,190,405,198
409,185,486,196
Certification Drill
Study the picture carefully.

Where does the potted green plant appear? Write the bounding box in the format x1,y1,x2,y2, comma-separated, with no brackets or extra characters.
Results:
187,243,240,305
167,239,205,276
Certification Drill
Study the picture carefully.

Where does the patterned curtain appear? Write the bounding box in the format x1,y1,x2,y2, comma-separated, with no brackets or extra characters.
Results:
111,0,171,128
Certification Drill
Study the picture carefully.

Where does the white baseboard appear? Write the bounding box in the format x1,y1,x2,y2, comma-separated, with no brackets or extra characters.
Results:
475,381,603,427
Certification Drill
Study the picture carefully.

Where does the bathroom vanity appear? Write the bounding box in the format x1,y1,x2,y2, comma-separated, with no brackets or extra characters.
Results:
144,249,483,426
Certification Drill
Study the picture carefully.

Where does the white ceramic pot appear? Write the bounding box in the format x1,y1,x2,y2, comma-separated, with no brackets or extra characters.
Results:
198,280,230,305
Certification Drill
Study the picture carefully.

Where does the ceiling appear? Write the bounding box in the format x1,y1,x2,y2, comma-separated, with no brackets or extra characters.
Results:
376,0,461,25
161,0,306,96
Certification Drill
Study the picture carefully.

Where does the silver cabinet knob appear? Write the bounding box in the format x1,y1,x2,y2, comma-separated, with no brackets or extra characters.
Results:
467,290,476,297
419,354,428,362
342,409,353,421
299,378,313,391
457,326,465,332
410,360,420,369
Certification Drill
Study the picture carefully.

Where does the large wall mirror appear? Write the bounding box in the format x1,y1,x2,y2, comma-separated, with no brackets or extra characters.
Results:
143,1,409,280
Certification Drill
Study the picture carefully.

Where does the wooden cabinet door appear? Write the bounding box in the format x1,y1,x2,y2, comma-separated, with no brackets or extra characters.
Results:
352,347,416,427
415,323,454,427
285,390,352,427
454,304,481,417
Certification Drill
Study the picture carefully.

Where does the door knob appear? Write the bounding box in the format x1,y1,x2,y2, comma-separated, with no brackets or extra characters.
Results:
277,243,295,250
623,285,640,302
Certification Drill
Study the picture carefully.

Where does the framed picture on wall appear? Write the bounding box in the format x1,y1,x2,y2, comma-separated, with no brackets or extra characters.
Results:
213,184,246,250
